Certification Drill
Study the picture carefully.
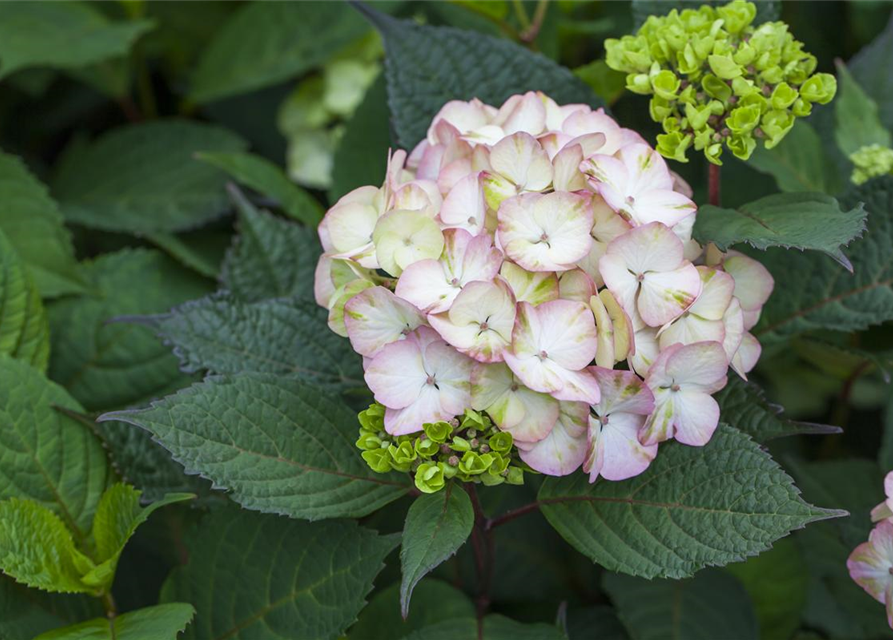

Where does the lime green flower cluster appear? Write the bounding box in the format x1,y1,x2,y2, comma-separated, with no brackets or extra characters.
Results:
850,144,893,185
355,404,527,494
605,0,837,164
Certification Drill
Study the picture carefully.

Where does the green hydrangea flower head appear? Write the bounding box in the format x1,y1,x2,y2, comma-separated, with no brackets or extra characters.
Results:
605,0,837,164
850,144,893,185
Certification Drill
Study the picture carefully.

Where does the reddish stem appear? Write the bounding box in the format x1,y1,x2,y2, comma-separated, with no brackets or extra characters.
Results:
486,502,541,530
708,163,721,207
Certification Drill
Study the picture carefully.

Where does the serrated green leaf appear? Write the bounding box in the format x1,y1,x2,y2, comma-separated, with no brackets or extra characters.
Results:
150,295,364,392
716,376,840,442
755,176,893,342
0,499,95,595
34,603,195,640
220,191,321,302
52,121,246,234
0,150,85,298
0,228,49,372
0,355,108,536
603,569,758,640
197,151,323,225
0,576,101,640
693,192,867,268
160,507,398,639
0,2,154,79
80,484,193,592
537,425,840,579
566,606,628,640
749,122,836,194
190,2,369,104
850,12,893,132
400,486,474,618
726,538,808,640
101,374,411,520
358,5,605,149
349,579,475,640
143,228,231,279
834,61,892,157
47,249,212,411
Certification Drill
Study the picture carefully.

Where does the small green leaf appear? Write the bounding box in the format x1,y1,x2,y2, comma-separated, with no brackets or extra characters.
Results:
358,4,606,149
220,190,322,302
400,486,474,618
150,295,364,392
717,377,840,442
850,12,893,132
0,2,154,79
574,59,627,106
0,499,95,595
52,121,246,234
0,229,50,372
197,151,323,225
749,122,836,194
693,192,867,269
603,569,759,640
160,507,399,639
538,425,841,579
834,61,892,157
80,484,193,592
0,150,85,298
47,249,213,411
101,374,411,520
33,603,195,640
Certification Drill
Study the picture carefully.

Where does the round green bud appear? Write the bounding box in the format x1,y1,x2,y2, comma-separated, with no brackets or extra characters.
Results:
459,451,493,476
505,467,525,486
726,104,761,135
791,98,812,118
739,92,769,114
388,441,417,471
759,65,785,85
451,436,472,452
677,84,697,105
849,144,893,185
488,451,510,475
663,116,682,133
652,69,681,100
733,42,757,67
356,433,383,451
423,420,453,444
770,82,798,110
656,132,692,163
649,96,675,122
415,437,440,458
708,54,743,81
480,472,505,487
716,0,757,34
460,409,488,431
358,404,385,432
488,431,514,454
728,134,757,160
800,73,837,105
705,142,724,166
693,126,715,151
414,462,446,494
605,35,653,74
760,109,795,148
676,43,701,76
626,73,652,95
684,102,713,131
730,76,756,98
702,74,732,102
362,448,393,474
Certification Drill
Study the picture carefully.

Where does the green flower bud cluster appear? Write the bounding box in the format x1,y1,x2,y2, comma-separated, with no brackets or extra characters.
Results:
605,0,837,165
850,144,893,185
355,404,527,494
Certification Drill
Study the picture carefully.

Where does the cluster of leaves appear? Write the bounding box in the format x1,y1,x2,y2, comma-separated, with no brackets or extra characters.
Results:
0,1,892,639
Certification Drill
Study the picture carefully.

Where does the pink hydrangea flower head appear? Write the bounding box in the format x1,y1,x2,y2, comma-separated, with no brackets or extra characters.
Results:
848,520,893,629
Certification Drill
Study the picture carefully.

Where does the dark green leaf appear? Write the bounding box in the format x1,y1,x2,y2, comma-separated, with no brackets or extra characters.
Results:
101,374,411,520
0,576,101,640
538,425,841,579
0,150,85,297
33,603,195,640
755,176,893,342
566,606,628,640
850,12,893,132
160,506,399,639
603,569,758,640
47,249,212,411
574,60,627,106
358,5,606,149
400,486,474,617
399,615,565,640
197,151,324,225
749,122,835,194
0,355,108,536
220,191,321,302
0,228,50,372
834,61,891,157
52,121,246,234
150,294,364,392
693,192,867,268
880,394,893,470
143,228,231,279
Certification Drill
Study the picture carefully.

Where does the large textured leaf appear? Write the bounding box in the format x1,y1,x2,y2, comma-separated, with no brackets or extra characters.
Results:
52,121,246,234
850,12,893,132
190,2,369,104
566,606,629,640
47,249,212,411
400,487,474,617
693,192,866,268
537,425,840,579
0,151,84,297
603,570,758,640
197,151,323,225
358,5,606,149
0,229,49,372
220,192,321,302
34,603,195,640
0,577,101,640
834,61,891,157
716,377,839,442
0,2,153,79
160,507,398,639
0,355,108,536
101,374,411,520
748,122,835,194
400,616,566,640
755,176,893,342
0,499,95,594
149,295,364,392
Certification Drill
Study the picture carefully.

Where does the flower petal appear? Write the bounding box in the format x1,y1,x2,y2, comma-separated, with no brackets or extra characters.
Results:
373,209,445,276
585,412,657,482
440,172,486,234
345,286,426,357
364,333,427,409
589,366,655,416
470,362,559,443
638,262,702,327
723,252,774,311
489,132,553,192
428,279,516,362
500,261,559,306
518,401,589,475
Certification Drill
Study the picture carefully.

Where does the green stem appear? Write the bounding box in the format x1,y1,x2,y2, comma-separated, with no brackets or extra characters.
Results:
521,0,550,43
512,0,531,30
